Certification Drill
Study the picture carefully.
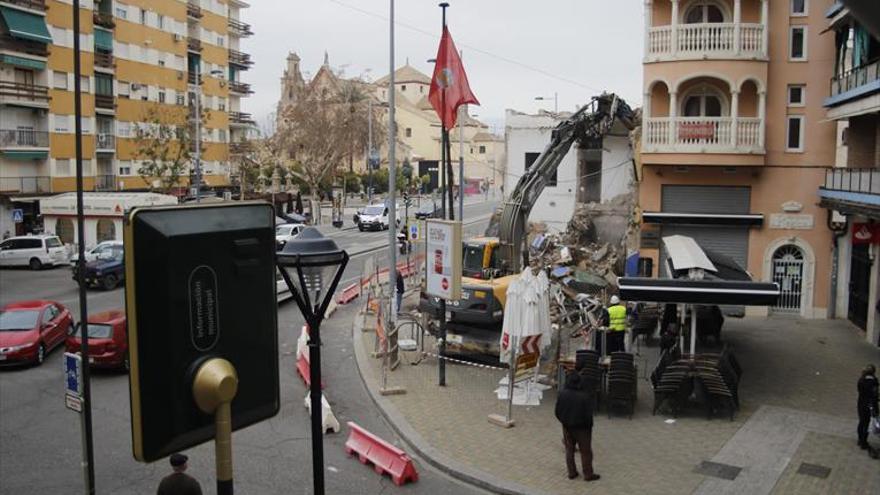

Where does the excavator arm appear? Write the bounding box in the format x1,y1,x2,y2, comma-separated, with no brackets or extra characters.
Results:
497,93,635,273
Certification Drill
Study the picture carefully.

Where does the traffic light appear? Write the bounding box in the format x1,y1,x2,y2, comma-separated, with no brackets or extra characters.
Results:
124,202,279,462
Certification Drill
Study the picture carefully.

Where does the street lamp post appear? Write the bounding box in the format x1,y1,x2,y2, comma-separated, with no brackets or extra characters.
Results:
277,228,349,495
535,92,558,114
194,69,224,203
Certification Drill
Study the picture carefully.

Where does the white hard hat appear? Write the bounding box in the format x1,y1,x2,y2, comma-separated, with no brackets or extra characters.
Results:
610,295,620,305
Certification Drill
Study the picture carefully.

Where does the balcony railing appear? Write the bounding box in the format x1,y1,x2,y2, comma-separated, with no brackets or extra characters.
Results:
186,2,203,19
96,133,115,150
95,93,115,110
642,117,763,153
229,111,255,125
0,176,51,194
3,0,46,11
227,18,253,37
187,38,202,52
0,81,50,102
830,59,880,99
229,141,252,154
0,129,49,148
0,35,49,57
646,23,765,60
94,174,117,191
94,51,114,69
823,168,880,196
228,80,253,94
93,11,115,29
228,49,253,67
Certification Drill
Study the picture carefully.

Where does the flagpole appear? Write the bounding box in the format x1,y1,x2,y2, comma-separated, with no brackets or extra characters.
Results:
438,1,448,388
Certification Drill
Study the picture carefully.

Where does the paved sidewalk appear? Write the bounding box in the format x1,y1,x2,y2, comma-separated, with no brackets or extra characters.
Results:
353,301,880,494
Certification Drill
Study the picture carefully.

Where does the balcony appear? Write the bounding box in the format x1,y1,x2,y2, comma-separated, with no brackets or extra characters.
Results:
0,176,50,194
2,0,46,11
96,133,115,151
0,81,49,104
187,37,202,53
826,59,880,108
229,111,255,125
228,80,253,95
94,174,116,191
228,49,253,68
93,11,114,29
0,128,49,148
0,35,49,57
643,117,763,154
94,51,114,69
227,18,253,37
646,23,765,61
229,141,252,155
186,1,202,19
819,168,880,217
95,93,115,110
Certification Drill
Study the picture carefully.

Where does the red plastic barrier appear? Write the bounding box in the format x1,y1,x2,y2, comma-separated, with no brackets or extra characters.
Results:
295,352,325,389
336,283,360,304
344,421,419,486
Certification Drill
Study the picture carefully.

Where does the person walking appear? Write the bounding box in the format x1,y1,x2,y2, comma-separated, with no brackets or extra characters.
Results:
395,268,404,314
606,295,627,354
555,373,600,482
157,453,202,495
857,364,878,451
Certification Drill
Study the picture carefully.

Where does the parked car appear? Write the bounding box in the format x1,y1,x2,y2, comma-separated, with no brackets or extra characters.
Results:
0,300,73,366
276,268,293,303
0,235,68,270
70,240,123,264
414,202,442,220
276,223,306,251
65,310,128,371
357,204,400,231
72,244,124,290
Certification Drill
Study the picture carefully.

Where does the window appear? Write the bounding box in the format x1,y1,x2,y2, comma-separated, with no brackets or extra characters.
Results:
685,2,724,23
683,92,723,117
158,59,165,67
217,36,225,47
791,0,807,16
786,115,804,152
401,85,406,92
790,26,807,60
524,152,540,170
479,145,486,154
218,129,226,142
117,122,131,137
217,97,226,111
787,85,805,106
157,14,165,30
95,74,113,96
80,76,90,92
53,72,68,89
14,69,34,86
115,7,127,19
158,90,166,103
56,159,71,176
117,81,130,97
54,115,71,133
56,218,74,244
176,94,185,105
405,127,412,138
140,8,147,25
420,86,424,93
118,160,132,175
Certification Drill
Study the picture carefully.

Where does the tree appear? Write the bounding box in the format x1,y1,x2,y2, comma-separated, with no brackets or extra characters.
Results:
133,105,206,195
336,79,384,174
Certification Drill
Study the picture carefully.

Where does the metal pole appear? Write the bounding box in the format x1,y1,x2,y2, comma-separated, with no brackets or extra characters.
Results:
689,305,697,357
458,80,464,222
438,1,449,387
554,92,558,113
307,319,324,495
368,98,373,203
195,70,202,203
72,1,95,493
388,0,398,326
506,336,517,423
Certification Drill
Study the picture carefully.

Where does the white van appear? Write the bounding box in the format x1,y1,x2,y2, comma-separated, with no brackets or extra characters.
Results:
0,235,69,270
357,204,401,232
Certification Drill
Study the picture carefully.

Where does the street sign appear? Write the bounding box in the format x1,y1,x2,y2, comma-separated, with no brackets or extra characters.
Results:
125,202,279,462
12,209,23,223
409,224,420,241
369,149,380,170
64,352,83,397
65,393,83,413
425,220,462,300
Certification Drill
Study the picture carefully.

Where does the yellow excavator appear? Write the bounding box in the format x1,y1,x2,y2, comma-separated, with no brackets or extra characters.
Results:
419,93,635,354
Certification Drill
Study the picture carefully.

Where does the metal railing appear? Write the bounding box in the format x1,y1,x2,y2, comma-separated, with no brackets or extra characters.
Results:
186,1,203,18
228,80,252,94
3,0,46,11
823,168,880,196
227,18,253,37
94,174,117,191
830,59,880,98
187,38,202,52
0,81,50,101
96,133,115,150
94,51,114,68
229,141,252,154
95,94,115,109
187,71,197,84
228,49,253,67
229,111,255,124
93,11,115,29
643,117,763,152
0,129,49,147
0,35,49,57
0,176,51,193
647,22,765,59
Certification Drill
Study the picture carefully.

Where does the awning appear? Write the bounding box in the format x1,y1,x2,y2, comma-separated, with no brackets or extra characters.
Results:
663,235,716,273
1,150,48,160
643,212,764,226
94,28,113,51
618,277,780,306
0,6,52,44
0,54,46,70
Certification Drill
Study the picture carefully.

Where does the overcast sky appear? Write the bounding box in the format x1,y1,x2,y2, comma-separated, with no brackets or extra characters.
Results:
241,0,644,133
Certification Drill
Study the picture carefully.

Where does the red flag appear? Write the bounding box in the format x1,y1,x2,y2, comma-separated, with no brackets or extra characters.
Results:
428,27,479,130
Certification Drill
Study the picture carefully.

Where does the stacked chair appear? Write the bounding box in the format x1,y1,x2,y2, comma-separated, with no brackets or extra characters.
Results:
575,349,603,409
652,358,693,417
607,352,637,418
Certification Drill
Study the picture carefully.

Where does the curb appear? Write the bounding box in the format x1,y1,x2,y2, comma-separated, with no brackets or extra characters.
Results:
351,306,555,495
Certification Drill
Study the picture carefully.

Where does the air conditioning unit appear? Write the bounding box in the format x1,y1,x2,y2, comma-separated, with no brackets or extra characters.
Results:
173,33,184,42
130,83,141,91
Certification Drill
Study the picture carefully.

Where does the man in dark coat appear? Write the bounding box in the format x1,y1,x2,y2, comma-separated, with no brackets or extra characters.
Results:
157,453,202,495
857,364,878,451
555,373,600,482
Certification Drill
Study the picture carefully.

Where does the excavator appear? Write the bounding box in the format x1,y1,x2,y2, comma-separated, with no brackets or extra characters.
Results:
419,93,636,354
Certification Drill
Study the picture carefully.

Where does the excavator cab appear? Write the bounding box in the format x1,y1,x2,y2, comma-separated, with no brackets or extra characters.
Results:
461,237,501,279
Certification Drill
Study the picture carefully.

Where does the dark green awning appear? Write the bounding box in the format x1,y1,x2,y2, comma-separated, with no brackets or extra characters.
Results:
94,28,113,51
2,150,48,161
0,54,46,70
0,6,52,44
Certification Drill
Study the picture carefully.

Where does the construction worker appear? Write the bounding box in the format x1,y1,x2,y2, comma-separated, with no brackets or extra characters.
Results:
606,295,627,354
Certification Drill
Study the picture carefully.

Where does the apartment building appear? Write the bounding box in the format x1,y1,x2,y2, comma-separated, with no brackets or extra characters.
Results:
818,3,880,346
638,0,837,318
0,0,252,234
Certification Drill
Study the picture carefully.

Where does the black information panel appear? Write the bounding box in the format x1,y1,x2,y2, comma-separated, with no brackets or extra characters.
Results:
124,202,279,462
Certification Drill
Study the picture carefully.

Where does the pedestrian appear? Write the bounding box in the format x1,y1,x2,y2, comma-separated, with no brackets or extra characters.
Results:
395,268,404,314
857,364,879,452
606,295,627,354
157,453,203,495
555,372,600,482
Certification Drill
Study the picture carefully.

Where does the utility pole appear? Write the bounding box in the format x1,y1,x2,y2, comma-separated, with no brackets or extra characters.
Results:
388,0,398,321
438,1,449,387
458,79,464,223
368,98,374,203
194,70,202,203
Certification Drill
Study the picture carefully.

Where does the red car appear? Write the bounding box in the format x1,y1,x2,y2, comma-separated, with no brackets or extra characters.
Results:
66,310,128,371
0,300,73,366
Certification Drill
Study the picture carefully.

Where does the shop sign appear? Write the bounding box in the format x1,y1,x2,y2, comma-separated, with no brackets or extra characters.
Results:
425,220,462,300
852,223,880,245
769,214,813,230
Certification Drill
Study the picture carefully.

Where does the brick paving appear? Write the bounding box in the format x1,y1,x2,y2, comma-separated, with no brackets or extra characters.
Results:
354,299,880,495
